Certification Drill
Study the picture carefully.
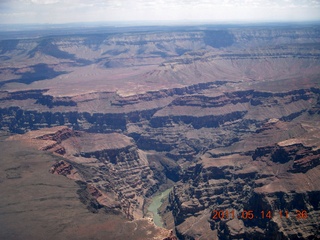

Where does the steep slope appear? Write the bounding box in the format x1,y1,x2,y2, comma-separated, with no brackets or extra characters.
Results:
0,132,173,240
8,126,161,220
164,120,320,239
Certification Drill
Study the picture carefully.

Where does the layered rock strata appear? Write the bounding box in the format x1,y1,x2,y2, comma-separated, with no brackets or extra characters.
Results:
165,133,320,239
1,25,320,239
1,87,319,162
8,126,159,220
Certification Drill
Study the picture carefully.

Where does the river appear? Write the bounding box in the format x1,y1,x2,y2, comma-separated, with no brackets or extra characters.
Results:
147,188,172,228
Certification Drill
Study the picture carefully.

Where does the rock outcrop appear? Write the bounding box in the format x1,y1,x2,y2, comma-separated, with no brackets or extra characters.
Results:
165,138,320,239
1,88,319,162
8,126,160,220
4,83,320,239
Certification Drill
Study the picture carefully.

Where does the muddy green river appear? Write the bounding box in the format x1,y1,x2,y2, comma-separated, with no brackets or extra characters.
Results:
147,188,172,227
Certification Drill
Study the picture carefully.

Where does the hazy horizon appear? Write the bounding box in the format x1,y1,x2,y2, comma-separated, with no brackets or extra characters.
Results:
0,0,319,25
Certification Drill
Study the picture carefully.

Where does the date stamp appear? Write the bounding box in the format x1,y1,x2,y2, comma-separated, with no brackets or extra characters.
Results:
212,209,308,220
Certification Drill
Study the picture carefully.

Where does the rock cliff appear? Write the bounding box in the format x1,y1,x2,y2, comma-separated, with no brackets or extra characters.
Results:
164,129,320,239
8,126,161,220
1,24,320,239
1,25,319,95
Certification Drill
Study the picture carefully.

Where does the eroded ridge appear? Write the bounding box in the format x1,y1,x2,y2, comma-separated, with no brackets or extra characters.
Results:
8,126,160,220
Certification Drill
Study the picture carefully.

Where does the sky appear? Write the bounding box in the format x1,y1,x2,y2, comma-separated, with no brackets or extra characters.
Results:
0,0,320,25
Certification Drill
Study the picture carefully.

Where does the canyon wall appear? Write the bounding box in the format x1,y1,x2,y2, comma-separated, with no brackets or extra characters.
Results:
1,25,320,239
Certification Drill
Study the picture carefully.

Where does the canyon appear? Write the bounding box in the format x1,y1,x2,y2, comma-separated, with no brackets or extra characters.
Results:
0,23,319,239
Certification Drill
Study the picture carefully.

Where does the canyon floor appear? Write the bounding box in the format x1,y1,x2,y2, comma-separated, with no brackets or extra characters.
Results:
0,23,319,239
